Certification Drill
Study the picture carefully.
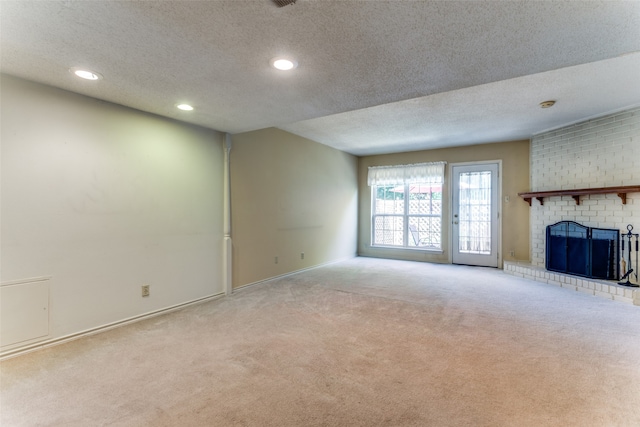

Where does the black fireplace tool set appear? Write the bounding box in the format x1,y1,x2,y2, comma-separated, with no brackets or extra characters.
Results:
619,224,639,287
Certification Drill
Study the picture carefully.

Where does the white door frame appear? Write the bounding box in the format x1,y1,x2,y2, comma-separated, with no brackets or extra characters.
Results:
449,161,502,267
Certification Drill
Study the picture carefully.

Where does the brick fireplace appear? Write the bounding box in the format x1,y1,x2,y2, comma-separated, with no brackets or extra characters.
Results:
505,107,640,305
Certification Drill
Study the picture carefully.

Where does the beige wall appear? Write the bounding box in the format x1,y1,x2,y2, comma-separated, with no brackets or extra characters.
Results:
1,75,225,351
358,140,530,265
230,128,358,288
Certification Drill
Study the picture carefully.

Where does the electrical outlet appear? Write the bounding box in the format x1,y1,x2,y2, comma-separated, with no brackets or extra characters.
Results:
301,252,304,260
509,250,515,257
141,284,150,297
275,256,278,264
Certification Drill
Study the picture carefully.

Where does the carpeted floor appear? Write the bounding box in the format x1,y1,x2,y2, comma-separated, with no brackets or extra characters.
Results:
2,257,640,426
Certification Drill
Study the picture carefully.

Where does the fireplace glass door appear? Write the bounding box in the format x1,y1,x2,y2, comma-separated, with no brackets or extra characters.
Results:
546,221,619,280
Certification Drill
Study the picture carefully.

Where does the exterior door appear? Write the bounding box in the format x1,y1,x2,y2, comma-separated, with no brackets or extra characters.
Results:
452,163,499,267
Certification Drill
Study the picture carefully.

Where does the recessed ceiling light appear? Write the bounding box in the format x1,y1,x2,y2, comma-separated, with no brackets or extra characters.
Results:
176,104,194,111
270,57,298,71
540,100,556,108
70,67,102,80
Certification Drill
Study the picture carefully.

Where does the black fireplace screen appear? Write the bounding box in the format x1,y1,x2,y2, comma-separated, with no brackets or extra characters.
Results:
546,221,619,280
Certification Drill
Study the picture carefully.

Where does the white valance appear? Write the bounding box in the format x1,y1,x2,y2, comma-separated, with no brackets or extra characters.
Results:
367,162,446,186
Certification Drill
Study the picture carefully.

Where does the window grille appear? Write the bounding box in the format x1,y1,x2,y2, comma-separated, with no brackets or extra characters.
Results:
369,162,445,250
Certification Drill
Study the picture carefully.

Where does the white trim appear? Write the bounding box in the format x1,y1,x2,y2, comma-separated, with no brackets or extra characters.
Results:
223,133,233,296
1,276,52,287
371,182,444,250
0,293,224,361
234,256,357,292
449,160,503,268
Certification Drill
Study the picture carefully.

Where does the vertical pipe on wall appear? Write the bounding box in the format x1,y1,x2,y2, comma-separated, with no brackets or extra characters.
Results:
223,133,233,295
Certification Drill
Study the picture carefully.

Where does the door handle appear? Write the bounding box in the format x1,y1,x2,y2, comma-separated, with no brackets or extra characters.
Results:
454,221,459,224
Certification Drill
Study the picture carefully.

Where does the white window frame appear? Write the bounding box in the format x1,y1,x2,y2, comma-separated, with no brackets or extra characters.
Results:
368,162,445,251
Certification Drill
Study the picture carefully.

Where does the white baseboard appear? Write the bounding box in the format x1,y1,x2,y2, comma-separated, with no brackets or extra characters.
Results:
234,255,357,292
0,293,224,361
2,256,358,359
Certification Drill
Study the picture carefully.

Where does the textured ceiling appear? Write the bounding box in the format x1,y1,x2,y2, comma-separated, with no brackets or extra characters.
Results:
1,1,639,155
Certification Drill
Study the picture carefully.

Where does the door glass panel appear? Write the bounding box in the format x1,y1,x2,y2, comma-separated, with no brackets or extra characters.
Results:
458,171,492,254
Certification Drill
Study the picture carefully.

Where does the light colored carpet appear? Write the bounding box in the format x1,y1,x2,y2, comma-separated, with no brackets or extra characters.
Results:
2,257,640,426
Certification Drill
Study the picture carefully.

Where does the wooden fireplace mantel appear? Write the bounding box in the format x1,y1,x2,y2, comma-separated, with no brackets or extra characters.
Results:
518,185,640,206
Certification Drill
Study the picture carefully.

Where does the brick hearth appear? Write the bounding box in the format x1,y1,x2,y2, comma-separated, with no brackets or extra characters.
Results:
504,261,639,306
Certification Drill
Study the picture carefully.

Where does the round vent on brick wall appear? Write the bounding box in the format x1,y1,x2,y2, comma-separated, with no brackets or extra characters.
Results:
271,0,297,7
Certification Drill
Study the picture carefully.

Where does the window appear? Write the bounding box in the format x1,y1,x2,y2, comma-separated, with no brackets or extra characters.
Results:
369,162,445,250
